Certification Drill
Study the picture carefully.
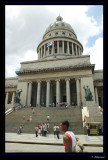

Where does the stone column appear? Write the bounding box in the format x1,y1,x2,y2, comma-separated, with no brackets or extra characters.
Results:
72,42,74,56
52,43,54,55
5,92,9,105
95,87,99,105
67,41,69,54
44,44,46,57
27,82,32,106
57,41,59,54
77,46,79,56
62,41,64,54
36,81,41,107
78,46,81,56
75,44,77,56
48,47,49,55
79,47,81,56
76,78,80,106
81,48,83,55
38,49,40,59
56,79,60,106
40,48,41,59
46,80,50,107
66,78,71,106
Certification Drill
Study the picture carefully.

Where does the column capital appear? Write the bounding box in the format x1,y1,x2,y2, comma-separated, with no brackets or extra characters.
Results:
75,77,80,81
28,81,32,84
65,77,70,81
37,80,41,83
46,79,51,83
55,79,60,82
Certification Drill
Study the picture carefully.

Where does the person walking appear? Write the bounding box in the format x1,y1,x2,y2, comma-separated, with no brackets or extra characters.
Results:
35,126,38,137
19,125,23,134
60,120,76,152
86,124,90,136
98,125,102,135
44,123,47,136
42,123,45,136
56,125,60,139
53,124,57,138
29,115,32,122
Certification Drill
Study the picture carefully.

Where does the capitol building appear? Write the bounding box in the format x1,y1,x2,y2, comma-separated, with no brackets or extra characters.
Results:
5,16,103,116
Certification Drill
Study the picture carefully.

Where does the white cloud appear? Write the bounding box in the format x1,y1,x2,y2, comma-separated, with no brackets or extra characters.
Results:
83,37,103,70
22,50,37,62
5,50,37,78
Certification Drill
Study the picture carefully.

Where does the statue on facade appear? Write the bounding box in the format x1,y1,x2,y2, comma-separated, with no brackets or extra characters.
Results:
83,85,93,101
14,89,22,104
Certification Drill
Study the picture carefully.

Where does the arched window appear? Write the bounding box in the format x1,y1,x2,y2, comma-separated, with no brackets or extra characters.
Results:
62,32,65,35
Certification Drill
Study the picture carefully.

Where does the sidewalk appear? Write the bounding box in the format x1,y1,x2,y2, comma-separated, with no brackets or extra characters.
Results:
5,133,103,153
5,133,103,145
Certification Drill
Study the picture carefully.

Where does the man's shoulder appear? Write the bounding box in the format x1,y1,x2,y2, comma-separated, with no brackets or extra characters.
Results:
63,135,70,141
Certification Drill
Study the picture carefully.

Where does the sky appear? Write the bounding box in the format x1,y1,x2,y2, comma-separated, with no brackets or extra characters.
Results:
5,5,103,78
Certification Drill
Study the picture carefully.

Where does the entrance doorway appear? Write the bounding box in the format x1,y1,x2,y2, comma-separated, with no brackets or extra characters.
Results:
54,96,56,106
63,96,66,102
98,97,102,107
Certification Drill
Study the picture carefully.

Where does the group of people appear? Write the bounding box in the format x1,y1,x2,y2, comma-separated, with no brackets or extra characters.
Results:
35,122,49,137
17,120,86,153
35,123,60,139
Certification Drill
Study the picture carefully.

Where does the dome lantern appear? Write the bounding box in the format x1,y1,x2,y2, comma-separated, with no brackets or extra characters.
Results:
56,15,63,21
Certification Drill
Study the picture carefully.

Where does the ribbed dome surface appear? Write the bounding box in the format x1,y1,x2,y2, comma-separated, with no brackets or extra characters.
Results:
44,16,76,35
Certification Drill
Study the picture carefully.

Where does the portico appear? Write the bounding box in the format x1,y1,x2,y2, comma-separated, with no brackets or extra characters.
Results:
27,78,80,107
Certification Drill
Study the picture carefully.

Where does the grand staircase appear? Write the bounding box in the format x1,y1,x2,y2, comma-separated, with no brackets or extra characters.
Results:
5,106,85,134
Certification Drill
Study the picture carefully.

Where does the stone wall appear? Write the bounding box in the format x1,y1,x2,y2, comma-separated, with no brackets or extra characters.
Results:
93,70,103,81
5,77,18,88
20,55,91,71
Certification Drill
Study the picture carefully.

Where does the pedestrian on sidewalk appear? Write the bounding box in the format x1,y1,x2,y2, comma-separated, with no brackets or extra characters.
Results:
98,124,102,135
53,124,57,138
39,126,41,136
60,120,76,152
86,124,90,136
56,125,60,139
35,126,38,137
44,123,47,136
42,123,45,136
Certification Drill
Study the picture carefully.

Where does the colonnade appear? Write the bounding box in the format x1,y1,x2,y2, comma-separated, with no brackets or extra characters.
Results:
5,82,103,108
27,78,81,107
38,40,82,59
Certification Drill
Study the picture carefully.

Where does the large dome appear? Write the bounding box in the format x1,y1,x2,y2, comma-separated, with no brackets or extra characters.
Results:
43,16,77,40
44,16,76,36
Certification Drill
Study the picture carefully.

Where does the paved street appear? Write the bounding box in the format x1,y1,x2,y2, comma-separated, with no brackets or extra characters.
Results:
5,143,103,153
5,133,103,153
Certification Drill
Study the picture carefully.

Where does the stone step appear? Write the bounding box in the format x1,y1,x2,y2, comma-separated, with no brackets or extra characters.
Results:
5,107,85,134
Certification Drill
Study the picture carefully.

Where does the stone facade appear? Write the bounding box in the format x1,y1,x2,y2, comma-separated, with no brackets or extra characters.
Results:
5,16,103,115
